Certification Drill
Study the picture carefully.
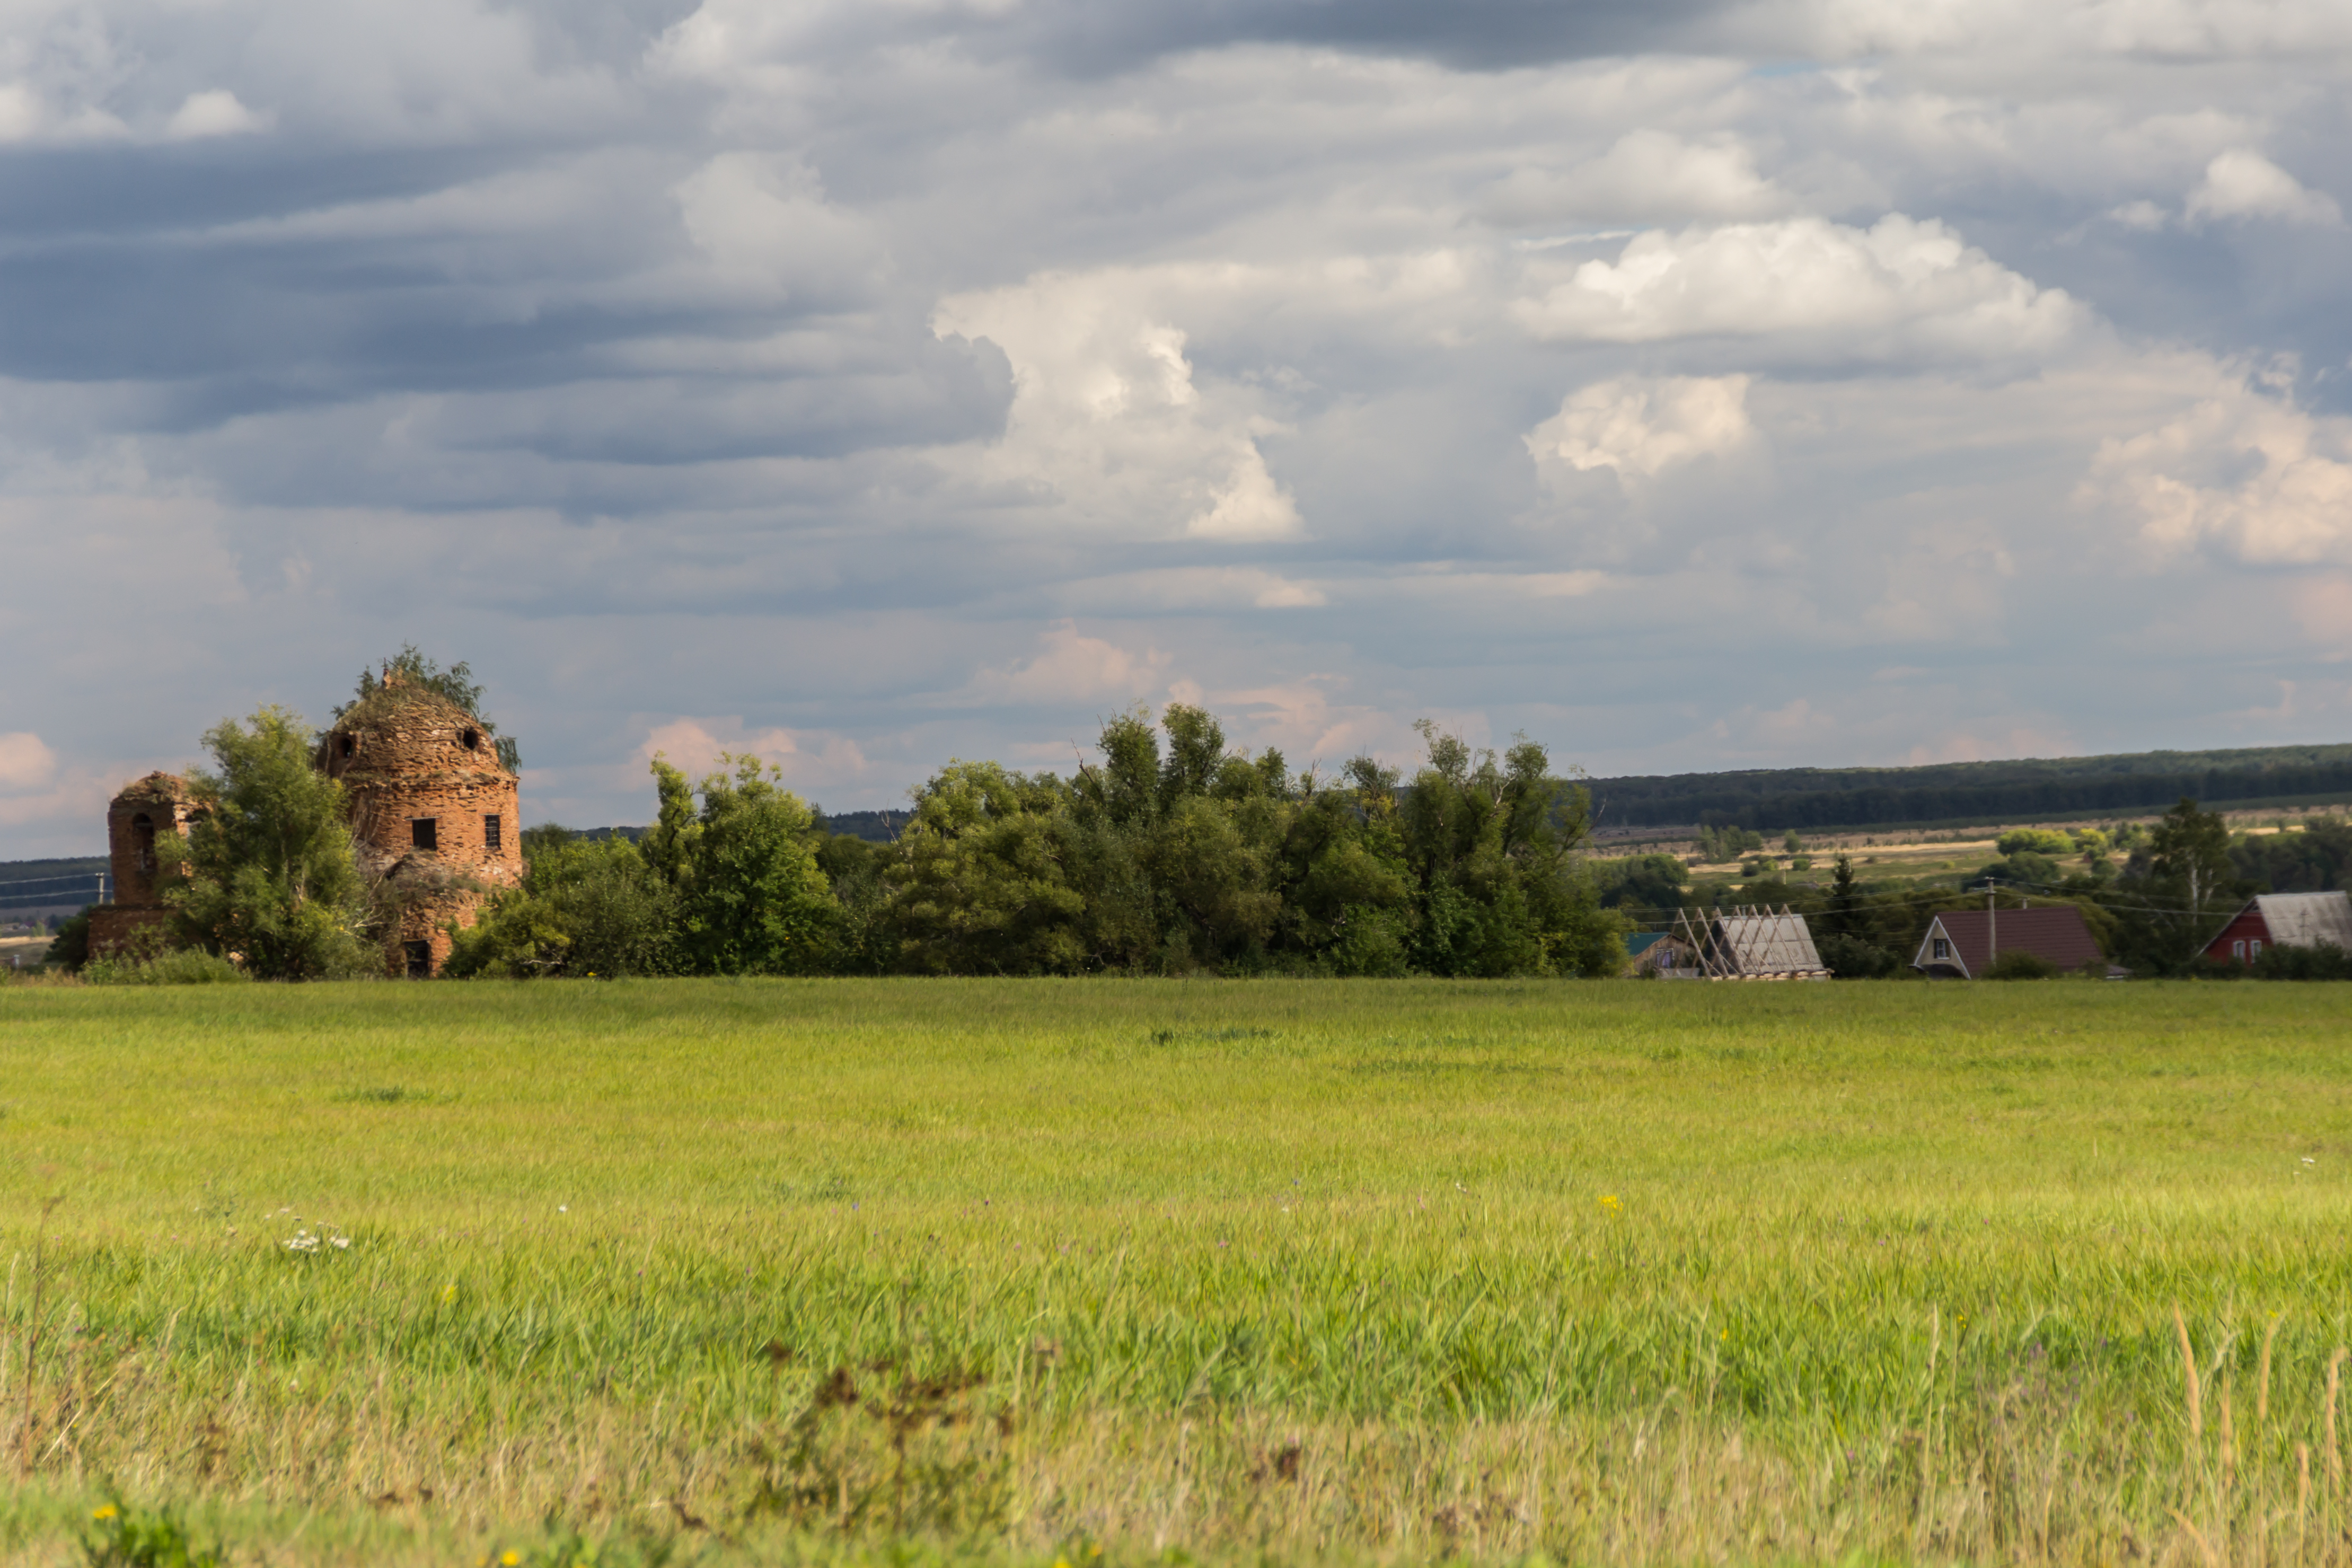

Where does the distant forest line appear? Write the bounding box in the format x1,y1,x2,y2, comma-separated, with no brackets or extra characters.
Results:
1580,743,2352,834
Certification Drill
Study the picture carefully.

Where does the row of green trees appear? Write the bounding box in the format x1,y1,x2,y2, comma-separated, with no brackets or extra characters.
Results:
62,651,1627,978
451,709,1626,978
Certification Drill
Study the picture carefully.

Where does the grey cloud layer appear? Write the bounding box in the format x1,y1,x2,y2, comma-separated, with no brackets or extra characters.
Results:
2,0,2349,852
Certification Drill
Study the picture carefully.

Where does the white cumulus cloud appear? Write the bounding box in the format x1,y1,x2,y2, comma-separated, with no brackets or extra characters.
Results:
1484,130,1789,225
165,89,270,140
1513,215,2082,360
962,622,1175,706
2185,149,2343,227
1525,374,1757,484
2082,374,2352,566
934,271,1303,541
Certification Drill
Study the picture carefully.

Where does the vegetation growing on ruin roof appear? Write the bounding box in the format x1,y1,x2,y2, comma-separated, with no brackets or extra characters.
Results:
333,644,521,770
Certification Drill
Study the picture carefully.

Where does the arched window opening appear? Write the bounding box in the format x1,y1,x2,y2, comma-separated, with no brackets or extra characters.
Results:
340,734,355,759
463,728,481,751
132,813,156,878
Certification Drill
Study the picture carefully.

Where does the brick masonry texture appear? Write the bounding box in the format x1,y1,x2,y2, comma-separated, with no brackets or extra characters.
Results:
321,674,522,975
91,773,199,957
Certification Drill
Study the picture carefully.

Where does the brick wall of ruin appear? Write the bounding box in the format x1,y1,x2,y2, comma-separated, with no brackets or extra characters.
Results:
322,686,522,975
92,774,197,956
88,904,173,956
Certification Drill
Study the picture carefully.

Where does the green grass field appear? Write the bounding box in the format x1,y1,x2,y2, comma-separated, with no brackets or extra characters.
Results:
2,979,2349,1566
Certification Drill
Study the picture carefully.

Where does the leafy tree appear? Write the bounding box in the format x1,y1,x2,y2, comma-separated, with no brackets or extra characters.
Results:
1394,723,1622,977
2231,815,2351,893
1277,770,1415,974
887,761,1088,974
1593,853,1691,919
161,706,374,979
1974,851,2063,889
1697,824,1763,862
1997,827,2074,856
644,754,836,975
2106,797,2247,973
444,832,677,979
1986,948,2062,980
46,908,93,972
1818,931,1898,979
1825,853,1864,937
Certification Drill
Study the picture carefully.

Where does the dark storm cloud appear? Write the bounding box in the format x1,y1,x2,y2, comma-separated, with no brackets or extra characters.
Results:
795,0,1730,76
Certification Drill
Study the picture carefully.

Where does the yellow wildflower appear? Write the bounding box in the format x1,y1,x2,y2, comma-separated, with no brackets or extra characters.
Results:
502,1552,522,1567
1600,1193,1622,1214
92,1505,119,1522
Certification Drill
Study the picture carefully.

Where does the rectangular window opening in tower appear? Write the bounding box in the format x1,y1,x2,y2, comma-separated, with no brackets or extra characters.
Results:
484,814,501,852
412,817,437,852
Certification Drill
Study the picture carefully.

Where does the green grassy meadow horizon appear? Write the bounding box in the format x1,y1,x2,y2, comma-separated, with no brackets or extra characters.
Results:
1,979,2348,1565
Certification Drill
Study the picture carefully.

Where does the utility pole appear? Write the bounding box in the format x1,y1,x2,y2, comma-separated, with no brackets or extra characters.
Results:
1986,878,1996,965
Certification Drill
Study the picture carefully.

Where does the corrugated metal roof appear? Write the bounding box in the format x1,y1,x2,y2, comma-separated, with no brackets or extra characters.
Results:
2252,892,2352,950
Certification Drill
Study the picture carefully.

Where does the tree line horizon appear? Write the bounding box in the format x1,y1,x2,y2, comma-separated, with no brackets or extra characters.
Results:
36,649,2352,981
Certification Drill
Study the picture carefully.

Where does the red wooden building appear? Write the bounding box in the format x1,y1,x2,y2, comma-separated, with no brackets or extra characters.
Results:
2201,892,2352,966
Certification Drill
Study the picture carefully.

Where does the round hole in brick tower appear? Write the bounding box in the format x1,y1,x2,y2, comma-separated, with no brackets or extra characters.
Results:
319,671,522,976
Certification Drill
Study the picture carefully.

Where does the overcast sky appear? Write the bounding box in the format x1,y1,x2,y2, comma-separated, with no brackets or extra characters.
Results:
3,0,2349,855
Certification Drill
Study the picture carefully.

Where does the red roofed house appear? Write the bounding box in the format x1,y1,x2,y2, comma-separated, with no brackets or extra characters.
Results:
1911,904,2104,979
2201,892,2352,966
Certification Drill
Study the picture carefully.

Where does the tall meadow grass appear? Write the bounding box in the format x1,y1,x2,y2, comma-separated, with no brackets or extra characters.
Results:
0,979,2347,1564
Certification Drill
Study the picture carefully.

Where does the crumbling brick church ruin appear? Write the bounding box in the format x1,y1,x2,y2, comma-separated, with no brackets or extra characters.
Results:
89,772,201,957
96,671,523,976
320,671,524,975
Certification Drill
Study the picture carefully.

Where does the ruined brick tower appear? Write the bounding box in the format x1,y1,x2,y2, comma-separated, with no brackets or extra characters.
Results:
88,772,200,956
318,670,523,976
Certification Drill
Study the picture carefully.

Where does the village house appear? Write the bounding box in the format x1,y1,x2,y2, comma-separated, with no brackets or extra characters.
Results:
1911,904,2103,978
1625,930,1701,976
2200,891,2352,966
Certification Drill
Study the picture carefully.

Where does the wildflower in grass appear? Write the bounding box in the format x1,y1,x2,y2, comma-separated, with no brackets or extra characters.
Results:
502,1552,522,1567
1600,1193,1623,1214
92,1505,118,1521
